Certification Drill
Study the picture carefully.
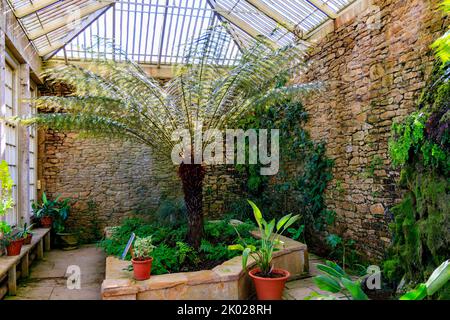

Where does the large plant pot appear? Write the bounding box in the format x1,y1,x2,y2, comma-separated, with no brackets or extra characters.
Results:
40,216,53,228
249,268,290,300
132,257,153,281
6,238,24,256
56,232,78,250
23,233,33,245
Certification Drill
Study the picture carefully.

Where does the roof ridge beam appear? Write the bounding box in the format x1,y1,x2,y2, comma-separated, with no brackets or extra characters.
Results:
306,0,337,19
13,0,60,18
41,4,113,60
27,1,113,40
244,0,299,35
209,2,279,48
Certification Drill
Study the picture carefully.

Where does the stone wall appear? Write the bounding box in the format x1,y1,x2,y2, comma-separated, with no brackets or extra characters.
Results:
38,129,183,241
297,0,447,260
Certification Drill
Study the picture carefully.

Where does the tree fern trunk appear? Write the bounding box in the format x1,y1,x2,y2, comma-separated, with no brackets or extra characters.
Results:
178,163,206,249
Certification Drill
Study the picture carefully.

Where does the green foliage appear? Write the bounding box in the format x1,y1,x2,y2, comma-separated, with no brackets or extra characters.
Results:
287,224,305,241
0,221,11,235
389,111,448,170
229,200,299,277
133,236,155,260
231,99,334,241
16,223,34,239
32,192,72,233
310,260,450,300
431,1,450,65
384,171,449,286
385,59,449,297
307,260,368,300
0,160,14,218
155,197,186,226
98,217,256,275
326,234,359,272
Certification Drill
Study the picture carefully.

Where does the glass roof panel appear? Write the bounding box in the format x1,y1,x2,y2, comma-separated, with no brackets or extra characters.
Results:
7,0,358,65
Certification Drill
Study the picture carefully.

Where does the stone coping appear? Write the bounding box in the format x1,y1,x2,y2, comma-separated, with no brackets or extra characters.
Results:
0,228,51,277
102,232,307,299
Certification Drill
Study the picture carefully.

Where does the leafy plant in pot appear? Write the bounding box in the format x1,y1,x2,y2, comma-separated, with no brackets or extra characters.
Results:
132,236,155,281
32,192,59,228
18,223,34,245
1,228,25,256
230,200,300,300
52,198,78,250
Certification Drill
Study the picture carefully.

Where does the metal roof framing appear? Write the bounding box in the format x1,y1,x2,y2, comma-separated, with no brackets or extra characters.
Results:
6,0,358,65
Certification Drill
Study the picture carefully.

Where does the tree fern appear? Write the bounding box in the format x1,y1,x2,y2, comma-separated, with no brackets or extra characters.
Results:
13,26,317,248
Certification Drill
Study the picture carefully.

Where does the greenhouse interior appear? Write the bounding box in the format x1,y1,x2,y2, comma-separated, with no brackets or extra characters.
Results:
0,0,449,304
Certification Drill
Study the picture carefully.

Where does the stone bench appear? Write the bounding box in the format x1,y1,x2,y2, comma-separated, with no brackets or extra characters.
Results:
102,232,308,300
0,228,51,298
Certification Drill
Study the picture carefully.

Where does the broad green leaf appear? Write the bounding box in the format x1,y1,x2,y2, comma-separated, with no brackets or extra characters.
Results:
282,215,300,232
266,219,275,238
425,260,450,295
313,275,341,293
228,244,245,251
341,278,369,300
325,260,349,279
276,214,292,231
247,200,263,227
400,283,427,300
241,247,251,270
316,264,345,280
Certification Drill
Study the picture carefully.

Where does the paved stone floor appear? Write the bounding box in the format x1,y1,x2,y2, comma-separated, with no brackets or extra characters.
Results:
6,244,105,300
6,246,326,300
283,253,331,300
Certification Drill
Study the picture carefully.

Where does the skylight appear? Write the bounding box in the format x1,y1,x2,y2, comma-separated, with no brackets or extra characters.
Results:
7,0,358,66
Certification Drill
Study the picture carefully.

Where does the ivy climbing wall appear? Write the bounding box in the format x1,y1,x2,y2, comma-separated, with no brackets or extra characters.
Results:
298,0,448,260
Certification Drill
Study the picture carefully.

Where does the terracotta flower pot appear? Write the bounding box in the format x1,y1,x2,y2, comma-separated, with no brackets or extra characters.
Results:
40,216,53,228
132,257,153,281
23,233,33,245
6,238,24,256
249,268,290,300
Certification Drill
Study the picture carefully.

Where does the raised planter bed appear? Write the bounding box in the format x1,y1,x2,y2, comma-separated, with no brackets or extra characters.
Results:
101,231,308,300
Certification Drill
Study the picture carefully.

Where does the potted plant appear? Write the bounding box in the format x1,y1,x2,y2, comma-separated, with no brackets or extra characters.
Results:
32,192,59,228
18,223,34,245
131,236,155,281
2,229,25,256
51,197,78,250
229,200,299,300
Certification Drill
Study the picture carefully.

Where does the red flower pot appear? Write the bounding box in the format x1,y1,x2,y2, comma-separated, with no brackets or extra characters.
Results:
249,268,290,300
40,216,53,228
132,257,153,281
6,238,24,256
23,233,33,245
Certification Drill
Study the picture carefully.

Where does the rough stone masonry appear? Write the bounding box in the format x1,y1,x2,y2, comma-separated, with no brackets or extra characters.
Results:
298,0,447,260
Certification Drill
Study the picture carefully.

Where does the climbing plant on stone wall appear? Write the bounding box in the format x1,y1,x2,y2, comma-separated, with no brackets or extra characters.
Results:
229,85,335,245
384,58,450,298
